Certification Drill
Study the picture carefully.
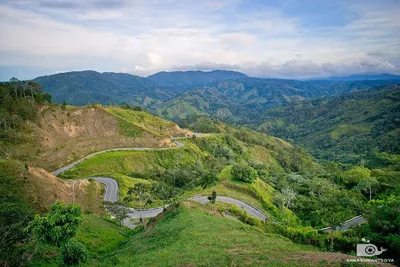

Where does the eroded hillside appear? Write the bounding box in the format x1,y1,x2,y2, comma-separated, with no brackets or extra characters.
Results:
5,105,192,171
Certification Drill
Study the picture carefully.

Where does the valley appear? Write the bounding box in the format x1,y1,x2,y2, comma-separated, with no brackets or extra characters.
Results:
1,76,399,266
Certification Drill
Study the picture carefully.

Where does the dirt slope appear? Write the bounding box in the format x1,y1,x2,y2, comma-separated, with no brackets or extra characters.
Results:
10,105,191,171
23,167,104,214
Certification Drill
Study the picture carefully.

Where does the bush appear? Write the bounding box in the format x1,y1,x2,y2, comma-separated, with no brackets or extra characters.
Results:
231,163,258,183
61,240,88,266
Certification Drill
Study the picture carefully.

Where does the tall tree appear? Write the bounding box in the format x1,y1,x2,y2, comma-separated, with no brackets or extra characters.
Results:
26,202,82,247
152,182,176,210
126,183,152,221
104,201,129,226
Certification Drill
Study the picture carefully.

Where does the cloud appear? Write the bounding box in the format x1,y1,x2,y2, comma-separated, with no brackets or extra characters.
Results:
166,58,400,79
0,0,399,80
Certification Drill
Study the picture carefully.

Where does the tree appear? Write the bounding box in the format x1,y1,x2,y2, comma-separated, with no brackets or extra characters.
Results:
26,202,81,247
208,191,217,204
152,182,176,210
362,194,400,258
342,166,371,185
103,201,129,226
0,191,34,266
132,105,142,111
200,172,218,189
231,163,258,183
354,177,379,200
126,183,152,221
121,103,131,109
61,100,67,111
61,239,88,265
281,187,298,210
43,92,52,103
314,186,360,248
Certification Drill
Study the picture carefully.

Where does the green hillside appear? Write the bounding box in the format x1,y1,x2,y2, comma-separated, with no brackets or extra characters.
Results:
2,80,399,266
154,78,399,124
87,202,358,267
258,85,400,165
33,70,169,107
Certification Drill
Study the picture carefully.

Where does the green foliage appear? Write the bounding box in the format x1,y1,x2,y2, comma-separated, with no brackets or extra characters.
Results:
360,194,400,258
0,79,47,144
231,163,258,183
61,240,88,266
208,191,217,203
103,202,129,226
132,105,142,111
294,178,364,230
61,100,67,110
125,183,152,210
342,166,371,184
259,86,400,165
200,171,218,189
151,182,177,209
0,159,34,266
27,202,82,247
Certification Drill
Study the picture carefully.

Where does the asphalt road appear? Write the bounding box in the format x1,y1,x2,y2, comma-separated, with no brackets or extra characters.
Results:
319,215,367,231
92,177,119,202
52,133,365,230
189,196,267,221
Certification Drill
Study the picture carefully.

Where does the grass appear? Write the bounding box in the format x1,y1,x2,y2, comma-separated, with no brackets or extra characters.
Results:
30,214,133,266
182,179,268,213
76,214,133,256
59,144,203,179
88,202,347,266
105,107,177,137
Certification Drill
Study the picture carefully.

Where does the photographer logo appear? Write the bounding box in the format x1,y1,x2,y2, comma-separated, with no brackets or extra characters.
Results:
356,244,387,257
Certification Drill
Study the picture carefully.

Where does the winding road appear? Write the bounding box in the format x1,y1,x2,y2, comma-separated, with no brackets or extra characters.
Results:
52,134,365,230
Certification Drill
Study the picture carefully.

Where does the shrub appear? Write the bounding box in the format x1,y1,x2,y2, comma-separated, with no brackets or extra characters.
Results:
231,163,258,183
61,240,88,266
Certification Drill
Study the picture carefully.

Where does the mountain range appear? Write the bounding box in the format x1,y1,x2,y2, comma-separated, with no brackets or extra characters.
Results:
33,70,400,120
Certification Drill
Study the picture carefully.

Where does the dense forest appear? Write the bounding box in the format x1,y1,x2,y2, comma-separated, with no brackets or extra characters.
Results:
257,85,400,165
0,79,51,145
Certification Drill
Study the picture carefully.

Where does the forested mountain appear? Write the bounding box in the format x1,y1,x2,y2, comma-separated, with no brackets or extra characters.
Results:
33,70,249,107
33,70,170,106
258,84,400,165
147,70,248,91
155,77,400,124
33,70,400,119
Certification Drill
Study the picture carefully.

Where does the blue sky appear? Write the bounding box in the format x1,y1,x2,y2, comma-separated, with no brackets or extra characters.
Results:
0,0,399,80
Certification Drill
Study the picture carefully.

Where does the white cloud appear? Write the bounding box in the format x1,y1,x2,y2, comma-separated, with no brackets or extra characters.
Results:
0,0,399,80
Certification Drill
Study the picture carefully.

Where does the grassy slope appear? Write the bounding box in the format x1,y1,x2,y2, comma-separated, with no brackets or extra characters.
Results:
90,202,357,267
31,214,133,266
104,106,191,138
59,141,204,178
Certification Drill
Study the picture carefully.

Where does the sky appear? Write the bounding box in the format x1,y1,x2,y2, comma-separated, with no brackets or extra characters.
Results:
0,0,399,80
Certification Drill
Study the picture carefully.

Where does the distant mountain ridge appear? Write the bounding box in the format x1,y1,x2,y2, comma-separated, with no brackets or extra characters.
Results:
312,73,400,81
153,77,400,124
147,70,247,91
33,70,248,106
32,70,400,124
